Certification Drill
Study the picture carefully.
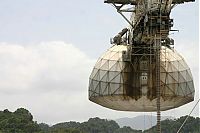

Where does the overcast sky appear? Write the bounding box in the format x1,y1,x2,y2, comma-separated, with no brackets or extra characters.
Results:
0,0,199,125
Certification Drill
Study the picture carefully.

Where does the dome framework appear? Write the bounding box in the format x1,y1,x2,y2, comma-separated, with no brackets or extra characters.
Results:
89,44,194,111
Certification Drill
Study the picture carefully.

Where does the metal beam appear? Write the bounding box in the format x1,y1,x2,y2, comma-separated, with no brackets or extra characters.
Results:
172,0,195,4
104,0,137,5
112,4,134,27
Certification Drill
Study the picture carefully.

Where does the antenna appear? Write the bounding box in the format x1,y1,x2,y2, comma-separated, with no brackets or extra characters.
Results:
88,0,196,132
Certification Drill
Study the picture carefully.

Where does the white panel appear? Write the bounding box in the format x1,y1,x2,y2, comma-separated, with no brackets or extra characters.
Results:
160,64,167,72
110,63,117,71
101,73,108,82
110,52,120,60
90,68,98,78
109,52,118,60
185,71,193,81
116,86,124,94
100,82,108,95
110,83,120,94
180,71,187,81
101,60,109,70
160,73,167,83
178,60,187,71
102,86,109,95
164,86,174,95
171,61,179,71
89,79,94,91
95,84,100,95
92,80,99,92
170,62,178,72
99,70,107,80
179,82,187,96
169,72,178,82
93,71,100,81
167,62,173,72
179,73,186,83
118,61,124,70
111,74,121,83
100,59,107,68
102,51,111,60
95,59,102,69
109,60,117,69
108,71,120,82
187,81,195,94
176,85,185,96
166,74,177,84
115,62,122,71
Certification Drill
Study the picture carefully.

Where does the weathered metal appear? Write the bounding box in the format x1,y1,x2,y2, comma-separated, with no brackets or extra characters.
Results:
88,45,194,111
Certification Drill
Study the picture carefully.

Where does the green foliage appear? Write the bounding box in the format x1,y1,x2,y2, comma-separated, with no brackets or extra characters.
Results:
114,126,142,133
52,121,81,129
38,123,50,133
144,116,200,133
50,117,121,133
0,108,199,133
50,128,84,133
51,122,83,133
0,108,41,133
80,117,120,133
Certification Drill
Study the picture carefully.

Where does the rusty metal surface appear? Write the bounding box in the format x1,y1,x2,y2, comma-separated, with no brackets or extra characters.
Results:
89,95,193,111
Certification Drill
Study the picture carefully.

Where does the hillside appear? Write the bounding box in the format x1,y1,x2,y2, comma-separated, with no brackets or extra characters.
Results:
116,115,175,130
0,108,199,133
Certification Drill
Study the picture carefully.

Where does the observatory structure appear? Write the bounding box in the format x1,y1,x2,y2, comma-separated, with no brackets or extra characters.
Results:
88,0,195,132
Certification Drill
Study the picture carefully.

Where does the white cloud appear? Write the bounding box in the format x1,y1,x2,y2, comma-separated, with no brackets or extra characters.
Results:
0,41,93,92
0,41,198,125
0,41,96,123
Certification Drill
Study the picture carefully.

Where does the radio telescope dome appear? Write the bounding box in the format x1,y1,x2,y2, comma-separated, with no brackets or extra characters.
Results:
88,44,194,112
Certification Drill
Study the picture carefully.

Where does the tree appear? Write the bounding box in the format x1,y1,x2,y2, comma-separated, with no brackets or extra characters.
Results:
114,126,142,133
0,108,41,133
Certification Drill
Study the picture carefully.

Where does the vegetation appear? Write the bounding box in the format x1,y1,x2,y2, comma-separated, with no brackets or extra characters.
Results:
48,117,142,133
0,108,40,133
143,116,200,133
0,108,199,133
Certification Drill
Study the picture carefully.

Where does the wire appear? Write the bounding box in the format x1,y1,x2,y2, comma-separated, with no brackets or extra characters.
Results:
176,99,200,133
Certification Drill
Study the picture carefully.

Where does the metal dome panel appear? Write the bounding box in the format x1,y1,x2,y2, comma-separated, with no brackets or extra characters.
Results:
88,45,194,112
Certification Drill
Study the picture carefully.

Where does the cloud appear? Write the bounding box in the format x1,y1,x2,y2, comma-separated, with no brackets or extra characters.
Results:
0,41,96,123
0,42,141,124
0,41,198,125
0,41,93,93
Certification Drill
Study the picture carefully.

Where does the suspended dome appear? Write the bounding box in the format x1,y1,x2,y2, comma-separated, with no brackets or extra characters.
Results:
88,44,194,112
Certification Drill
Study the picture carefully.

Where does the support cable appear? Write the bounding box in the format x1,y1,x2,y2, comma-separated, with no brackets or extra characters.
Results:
176,98,200,133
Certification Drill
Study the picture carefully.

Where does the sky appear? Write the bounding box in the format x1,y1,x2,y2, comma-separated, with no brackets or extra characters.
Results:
0,0,199,125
